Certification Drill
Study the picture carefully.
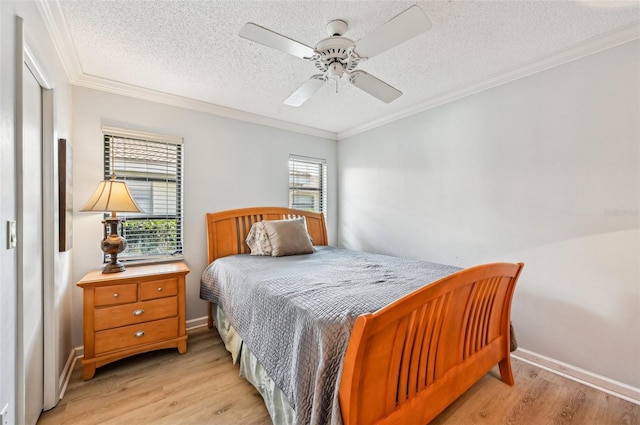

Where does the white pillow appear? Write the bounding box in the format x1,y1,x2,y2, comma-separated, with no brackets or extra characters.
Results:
245,222,273,256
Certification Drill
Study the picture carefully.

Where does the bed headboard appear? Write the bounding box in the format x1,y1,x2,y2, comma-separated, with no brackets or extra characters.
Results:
205,206,328,264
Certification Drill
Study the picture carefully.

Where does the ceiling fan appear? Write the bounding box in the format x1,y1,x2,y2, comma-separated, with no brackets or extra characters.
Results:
239,5,432,107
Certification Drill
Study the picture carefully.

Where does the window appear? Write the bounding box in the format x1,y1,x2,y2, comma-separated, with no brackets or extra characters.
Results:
289,155,327,218
103,126,183,264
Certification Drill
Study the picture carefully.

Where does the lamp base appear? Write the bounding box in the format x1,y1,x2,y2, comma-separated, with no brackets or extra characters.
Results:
101,217,128,274
103,260,126,274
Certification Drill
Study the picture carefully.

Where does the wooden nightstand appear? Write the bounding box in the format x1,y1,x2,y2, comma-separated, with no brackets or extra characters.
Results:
77,261,190,380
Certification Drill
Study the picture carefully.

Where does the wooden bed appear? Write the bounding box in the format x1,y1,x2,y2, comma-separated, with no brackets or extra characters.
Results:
205,206,523,425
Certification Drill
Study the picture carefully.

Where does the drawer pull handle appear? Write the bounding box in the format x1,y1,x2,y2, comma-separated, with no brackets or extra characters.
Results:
133,309,145,316
134,331,145,338
157,287,163,292
113,293,119,298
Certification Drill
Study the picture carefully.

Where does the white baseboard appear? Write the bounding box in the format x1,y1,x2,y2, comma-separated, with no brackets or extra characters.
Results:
512,348,640,405
60,327,639,407
186,315,209,330
58,349,80,401
74,344,84,359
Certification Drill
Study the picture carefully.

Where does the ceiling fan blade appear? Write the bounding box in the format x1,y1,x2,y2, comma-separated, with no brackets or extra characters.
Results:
240,23,315,59
354,5,431,60
349,71,402,103
284,76,326,107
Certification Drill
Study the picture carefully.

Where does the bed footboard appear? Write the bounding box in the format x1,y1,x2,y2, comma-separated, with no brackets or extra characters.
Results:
339,262,523,425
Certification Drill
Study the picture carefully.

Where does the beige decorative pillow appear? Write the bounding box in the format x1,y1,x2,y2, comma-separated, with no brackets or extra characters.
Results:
245,222,273,256
262,217,314,257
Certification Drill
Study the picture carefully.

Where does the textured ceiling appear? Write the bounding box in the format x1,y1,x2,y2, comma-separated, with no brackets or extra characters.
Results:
51,0,640,137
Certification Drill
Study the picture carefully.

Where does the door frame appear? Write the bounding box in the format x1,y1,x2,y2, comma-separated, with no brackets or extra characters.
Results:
16,16,57,424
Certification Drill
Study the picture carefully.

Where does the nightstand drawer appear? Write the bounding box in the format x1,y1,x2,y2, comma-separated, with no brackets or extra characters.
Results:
94,283,137,306
94,317,179,355
140,277,178,300
94,297,178,331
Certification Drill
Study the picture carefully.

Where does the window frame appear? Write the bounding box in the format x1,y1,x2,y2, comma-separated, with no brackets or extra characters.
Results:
102,126,184,265
288,154,327,220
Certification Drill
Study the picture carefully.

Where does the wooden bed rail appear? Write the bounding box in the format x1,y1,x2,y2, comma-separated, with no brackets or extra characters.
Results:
339,262,524,425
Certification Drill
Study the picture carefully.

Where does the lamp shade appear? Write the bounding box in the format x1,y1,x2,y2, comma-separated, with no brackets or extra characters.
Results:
80,179,143,213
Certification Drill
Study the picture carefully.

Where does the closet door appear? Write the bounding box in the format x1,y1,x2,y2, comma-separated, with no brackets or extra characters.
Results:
21,60,44,425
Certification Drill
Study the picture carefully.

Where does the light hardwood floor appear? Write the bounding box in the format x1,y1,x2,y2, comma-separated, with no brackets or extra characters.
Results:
39,326,637,425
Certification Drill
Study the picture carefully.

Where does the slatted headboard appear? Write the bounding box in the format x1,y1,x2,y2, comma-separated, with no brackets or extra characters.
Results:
205,206,328,264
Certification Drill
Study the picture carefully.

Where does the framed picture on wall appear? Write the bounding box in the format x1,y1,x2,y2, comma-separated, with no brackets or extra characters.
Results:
58,138,73,251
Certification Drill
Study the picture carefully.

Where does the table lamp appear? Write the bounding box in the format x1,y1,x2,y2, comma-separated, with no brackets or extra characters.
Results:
80,175,143,273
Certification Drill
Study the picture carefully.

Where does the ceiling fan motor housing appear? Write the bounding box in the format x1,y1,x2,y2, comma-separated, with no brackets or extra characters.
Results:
313,36,360,76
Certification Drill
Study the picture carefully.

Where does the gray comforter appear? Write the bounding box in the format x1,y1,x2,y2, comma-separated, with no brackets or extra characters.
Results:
200,246,460,425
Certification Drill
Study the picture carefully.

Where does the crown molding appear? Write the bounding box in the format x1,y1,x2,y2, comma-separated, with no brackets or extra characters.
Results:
73,73,337,140
337,21,640,140
36,0,83,83
35,0,337,141
37,0,638,143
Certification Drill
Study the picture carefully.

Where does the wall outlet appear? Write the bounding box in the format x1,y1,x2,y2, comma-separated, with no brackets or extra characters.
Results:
0,403,8,425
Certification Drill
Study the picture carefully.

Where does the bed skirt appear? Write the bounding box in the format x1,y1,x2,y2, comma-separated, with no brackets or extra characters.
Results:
213,304,295,425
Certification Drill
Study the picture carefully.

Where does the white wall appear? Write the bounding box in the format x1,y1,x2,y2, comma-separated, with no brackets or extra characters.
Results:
338,40,639,389
71,86,338,347
1,1,74,422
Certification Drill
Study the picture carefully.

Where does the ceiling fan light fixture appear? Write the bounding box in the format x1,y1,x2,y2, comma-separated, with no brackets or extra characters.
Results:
328,62,345,80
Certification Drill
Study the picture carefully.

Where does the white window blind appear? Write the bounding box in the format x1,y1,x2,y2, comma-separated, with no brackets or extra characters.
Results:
289,154,327,219
103,128,184,264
